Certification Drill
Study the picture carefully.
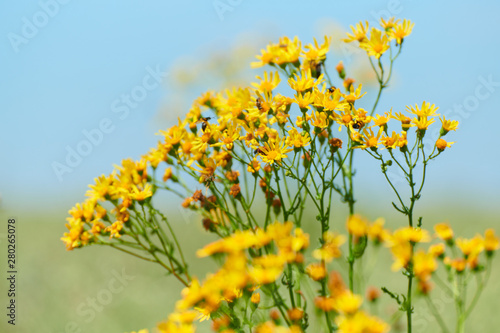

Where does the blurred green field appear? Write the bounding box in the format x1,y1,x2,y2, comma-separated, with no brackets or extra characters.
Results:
0,201,499,333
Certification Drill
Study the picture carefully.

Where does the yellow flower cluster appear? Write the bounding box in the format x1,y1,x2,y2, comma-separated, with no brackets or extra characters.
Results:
61,159,153,250
314,271,389,333
157,221,308,332
66,15,496,333
435,223,499,273
62,16,456,254
344,18,414,58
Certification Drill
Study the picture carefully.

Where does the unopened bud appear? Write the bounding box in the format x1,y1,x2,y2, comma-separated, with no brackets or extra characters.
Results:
336,61,345,79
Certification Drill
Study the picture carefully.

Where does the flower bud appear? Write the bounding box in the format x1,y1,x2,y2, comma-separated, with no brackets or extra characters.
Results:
366,286,381,302
336,61,345,79
328,138,343,153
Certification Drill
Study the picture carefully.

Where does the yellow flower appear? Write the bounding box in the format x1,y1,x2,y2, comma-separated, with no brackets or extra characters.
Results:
287,308,304,322
309,111,329,129
313,231,346,262
367,218,390,243
406,101,440,118
248,266,283,285
359,28,390,59
444,257,467,273
105,221,123,239
306,263,327,281
258,137,293,165
393,112,412,130
251,36,302,67
412,116,435,131
211,121,240,150
372,110,393,128
389,227,430,271
334,291,363,315
129,183,153,201
336,311,390,333
398,227,431,243
484,229,500,253
346,214,369,238
380,17,400,30
288,69,323,92
439,116,459,135
194,306,212,322
294,91,315,110
344,84,367,103
353,127,383,150
434,223,454,241
192,157,218,184
251,71,281,93
380,131,400,149
247,158,261,173
286,127,311,148
344,21,369,43
86,174,114,201
303,36,331,62
429,243,445,258
413,250,437,281
436,138,454,151
388,19,414,45
250,292,261,305
314,85,343,111
396,130,408,148
389,241,412,271
456,235,484,257
314,296,336,312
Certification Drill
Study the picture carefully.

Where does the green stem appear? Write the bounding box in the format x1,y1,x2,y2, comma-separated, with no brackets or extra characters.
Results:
424,295,451,333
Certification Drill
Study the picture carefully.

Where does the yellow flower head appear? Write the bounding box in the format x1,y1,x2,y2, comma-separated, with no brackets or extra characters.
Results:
286,127,311,148
484,229,500,253
429,243,446,258
258,137,293,165
439,116,459,135
306,263,327,281
436,138,454,151
380,17,400,30
334,291,363,315
294,91,316,110
373,110,393,128
413,250,437,281
251,71,281,93
367,218,390,243
434,223,454,241
346,214,369,238
309,111,330,129
251,36,302,68
456,235,484,257
344,21,369,43
288,69,324,92
406,101,440,118
388,19,414,45
359,28,390,59
313,231,346,262
302,36,331,62
335,311,390,333
380,131,400,150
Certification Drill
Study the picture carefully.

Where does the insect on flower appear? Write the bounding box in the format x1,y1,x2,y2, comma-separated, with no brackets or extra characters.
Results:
256,97,264,111
254,148,264,155
198,117,212,132
352,120,365,130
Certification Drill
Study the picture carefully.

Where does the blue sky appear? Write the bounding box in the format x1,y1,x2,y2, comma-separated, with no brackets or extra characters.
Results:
1,0,499,213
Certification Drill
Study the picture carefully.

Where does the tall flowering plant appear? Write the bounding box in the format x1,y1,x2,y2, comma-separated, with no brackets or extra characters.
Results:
62,17,498,333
